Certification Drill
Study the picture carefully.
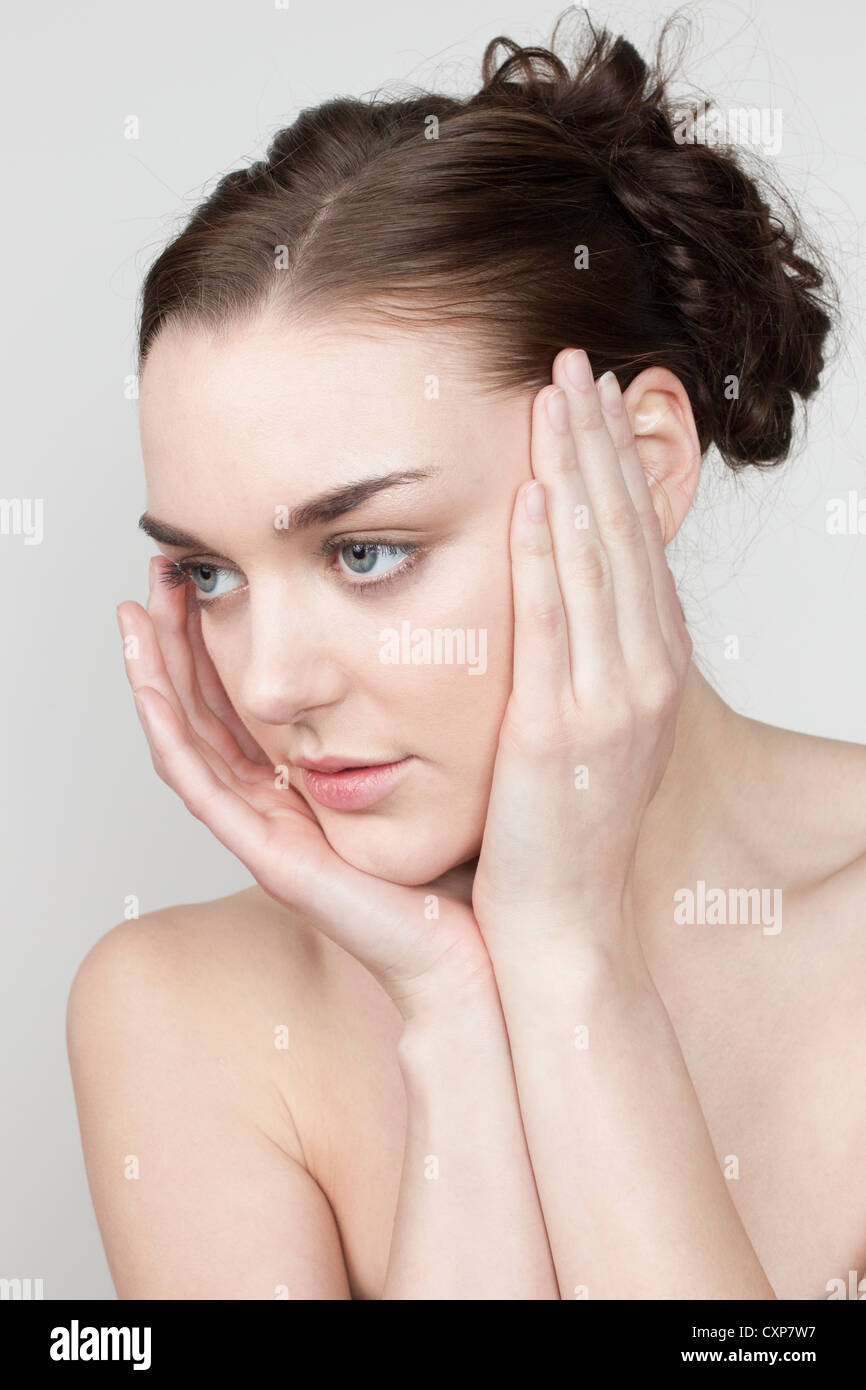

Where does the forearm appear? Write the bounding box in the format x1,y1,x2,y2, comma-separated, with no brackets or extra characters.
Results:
380,979,559,1300
487,925,777,1300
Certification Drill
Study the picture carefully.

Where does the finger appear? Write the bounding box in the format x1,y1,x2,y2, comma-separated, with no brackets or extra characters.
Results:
594,371,692,668
132,684,282,877
134,691,478,1000
118,599,246,792
184,601,272,767
146,557,268,778
508,480,571,718
553,349,667,679
132,684,428,988
530,379,623,694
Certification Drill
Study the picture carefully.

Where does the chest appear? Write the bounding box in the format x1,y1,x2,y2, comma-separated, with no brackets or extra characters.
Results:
301,926,866,1301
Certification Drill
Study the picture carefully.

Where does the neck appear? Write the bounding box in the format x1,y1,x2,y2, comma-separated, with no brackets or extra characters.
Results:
631,659,751,933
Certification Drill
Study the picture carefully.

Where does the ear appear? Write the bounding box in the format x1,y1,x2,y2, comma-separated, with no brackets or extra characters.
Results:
620,367,702,543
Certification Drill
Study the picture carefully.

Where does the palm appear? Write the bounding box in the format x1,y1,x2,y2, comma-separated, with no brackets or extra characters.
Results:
119,588,488,1006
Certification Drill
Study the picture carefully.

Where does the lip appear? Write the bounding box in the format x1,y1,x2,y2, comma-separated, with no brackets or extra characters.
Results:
298,757,414,811
294,754,382,773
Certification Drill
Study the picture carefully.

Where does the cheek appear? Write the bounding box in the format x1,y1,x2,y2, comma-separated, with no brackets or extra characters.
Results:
375,558,514,775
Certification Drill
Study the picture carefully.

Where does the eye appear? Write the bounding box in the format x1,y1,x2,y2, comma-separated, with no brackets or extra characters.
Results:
320,537,423,590
187,563,242,599
336,541,416,582
159,560,244,606
157,536,424,610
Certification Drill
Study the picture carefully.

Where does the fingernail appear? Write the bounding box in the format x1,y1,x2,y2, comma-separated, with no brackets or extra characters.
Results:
565,349,591,389
545,388,570,434
523,481,546,523
596,371,621,410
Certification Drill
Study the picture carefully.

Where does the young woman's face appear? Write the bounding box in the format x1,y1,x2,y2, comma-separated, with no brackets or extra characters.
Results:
139,310,533,885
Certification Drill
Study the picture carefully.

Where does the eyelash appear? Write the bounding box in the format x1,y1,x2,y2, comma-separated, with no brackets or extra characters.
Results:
158,537,424,610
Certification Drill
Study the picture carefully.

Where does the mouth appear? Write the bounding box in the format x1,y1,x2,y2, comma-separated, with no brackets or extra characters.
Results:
294,756,414,811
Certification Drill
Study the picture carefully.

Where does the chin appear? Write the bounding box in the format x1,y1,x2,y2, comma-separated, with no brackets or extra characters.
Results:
316,811,482,888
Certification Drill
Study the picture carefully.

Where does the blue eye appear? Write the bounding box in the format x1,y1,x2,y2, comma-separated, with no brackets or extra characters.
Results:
158,560,243,606
336,541,416,582
157,535,424,611
193,564,241,596
318,535,423,591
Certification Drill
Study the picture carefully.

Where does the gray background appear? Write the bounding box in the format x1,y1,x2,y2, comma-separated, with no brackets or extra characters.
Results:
1,0,864,1299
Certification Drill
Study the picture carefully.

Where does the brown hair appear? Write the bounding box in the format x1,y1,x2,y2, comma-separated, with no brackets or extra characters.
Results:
137,7,838,471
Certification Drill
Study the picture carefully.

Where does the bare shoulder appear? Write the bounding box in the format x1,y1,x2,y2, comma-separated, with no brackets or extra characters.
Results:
71,881,324,987
74,880,323,967
741,715,866,887
66,885,353,1298
67,885,327,1161
739,722,866,998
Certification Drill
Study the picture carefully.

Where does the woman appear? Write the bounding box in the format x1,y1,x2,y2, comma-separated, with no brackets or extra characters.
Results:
67,12,866,1301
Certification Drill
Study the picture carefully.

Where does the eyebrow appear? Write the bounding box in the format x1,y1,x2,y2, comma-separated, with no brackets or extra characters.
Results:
138,467,440,550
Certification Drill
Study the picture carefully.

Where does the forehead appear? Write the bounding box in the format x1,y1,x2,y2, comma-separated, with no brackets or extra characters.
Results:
139,310,509,463
137,312,533,546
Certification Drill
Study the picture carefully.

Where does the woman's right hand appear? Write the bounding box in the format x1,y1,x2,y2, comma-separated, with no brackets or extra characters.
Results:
116,557,493,1025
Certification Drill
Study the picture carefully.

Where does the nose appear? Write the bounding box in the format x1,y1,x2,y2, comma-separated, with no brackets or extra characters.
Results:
235,589,350,726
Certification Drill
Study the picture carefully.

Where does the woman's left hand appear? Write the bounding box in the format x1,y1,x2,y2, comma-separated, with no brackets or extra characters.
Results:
471,347,693,956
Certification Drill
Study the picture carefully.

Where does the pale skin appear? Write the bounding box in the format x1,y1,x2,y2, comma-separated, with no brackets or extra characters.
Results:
68,312,866,1300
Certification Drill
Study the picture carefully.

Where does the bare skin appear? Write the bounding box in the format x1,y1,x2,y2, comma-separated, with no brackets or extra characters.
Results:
68,668,866,1300
68,320,866,1301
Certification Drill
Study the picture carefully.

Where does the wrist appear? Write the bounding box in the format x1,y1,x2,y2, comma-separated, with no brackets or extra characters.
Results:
484,932,662,1065
475,875,638,951
485,913,652,999
396,972,505,1065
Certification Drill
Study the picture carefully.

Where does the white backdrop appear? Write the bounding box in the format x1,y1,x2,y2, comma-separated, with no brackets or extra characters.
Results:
1,0,863,1298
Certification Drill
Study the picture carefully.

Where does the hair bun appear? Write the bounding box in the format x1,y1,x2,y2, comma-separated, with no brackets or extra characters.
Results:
472,14,837,468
